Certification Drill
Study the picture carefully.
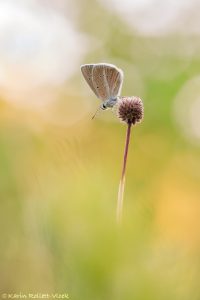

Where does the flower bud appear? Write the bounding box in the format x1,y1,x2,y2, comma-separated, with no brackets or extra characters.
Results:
117,96,144,125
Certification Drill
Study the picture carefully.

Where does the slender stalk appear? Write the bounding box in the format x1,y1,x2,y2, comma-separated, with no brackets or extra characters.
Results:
117,122,132,223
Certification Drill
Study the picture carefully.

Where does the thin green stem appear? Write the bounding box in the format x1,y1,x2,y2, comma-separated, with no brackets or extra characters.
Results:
117,123,132,223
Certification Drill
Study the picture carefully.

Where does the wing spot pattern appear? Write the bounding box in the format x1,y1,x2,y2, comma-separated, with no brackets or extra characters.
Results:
81,63,123,100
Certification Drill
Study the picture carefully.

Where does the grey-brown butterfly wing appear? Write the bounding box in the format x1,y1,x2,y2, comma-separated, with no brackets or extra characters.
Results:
103,64,123,98
81,64,100,99
81,64,110,100
81,63,123,101
92,63,123,100
92,64,112,100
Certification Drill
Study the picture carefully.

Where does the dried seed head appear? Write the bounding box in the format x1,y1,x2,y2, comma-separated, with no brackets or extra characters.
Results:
117,96,144,125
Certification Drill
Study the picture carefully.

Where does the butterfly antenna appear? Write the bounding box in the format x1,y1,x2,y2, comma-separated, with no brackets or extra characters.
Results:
91,106,102,120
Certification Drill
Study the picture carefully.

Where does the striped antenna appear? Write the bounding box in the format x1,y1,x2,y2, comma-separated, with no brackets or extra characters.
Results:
91,106,102,120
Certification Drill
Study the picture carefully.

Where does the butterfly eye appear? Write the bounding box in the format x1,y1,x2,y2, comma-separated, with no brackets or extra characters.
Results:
102,104,106,110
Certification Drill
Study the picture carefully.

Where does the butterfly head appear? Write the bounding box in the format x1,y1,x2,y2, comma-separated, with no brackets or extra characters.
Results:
101,103,107,110
101,97,118,110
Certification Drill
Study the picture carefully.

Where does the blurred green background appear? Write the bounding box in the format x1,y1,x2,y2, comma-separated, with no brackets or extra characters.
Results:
1,0,200,299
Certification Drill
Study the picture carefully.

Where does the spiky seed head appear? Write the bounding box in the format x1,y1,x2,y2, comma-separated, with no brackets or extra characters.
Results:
117,96,144,125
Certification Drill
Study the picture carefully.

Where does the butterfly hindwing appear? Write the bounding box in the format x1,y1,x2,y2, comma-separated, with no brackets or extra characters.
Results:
111,69,123,98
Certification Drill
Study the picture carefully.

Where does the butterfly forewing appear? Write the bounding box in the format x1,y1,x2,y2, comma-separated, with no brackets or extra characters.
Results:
92,65,110,100
81,64,100,99
81,63,123,101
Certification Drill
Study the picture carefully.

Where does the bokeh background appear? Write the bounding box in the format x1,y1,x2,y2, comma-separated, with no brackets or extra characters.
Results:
1,0,200,299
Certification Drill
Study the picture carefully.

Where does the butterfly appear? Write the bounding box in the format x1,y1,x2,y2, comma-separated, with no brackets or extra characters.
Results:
81,63,124,118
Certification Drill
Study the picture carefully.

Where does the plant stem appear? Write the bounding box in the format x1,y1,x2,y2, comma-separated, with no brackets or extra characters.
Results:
117,122,132,223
